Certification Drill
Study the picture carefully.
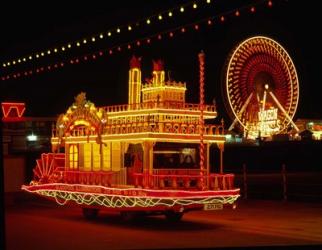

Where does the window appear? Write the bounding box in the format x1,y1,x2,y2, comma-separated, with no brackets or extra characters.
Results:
69,144,78,169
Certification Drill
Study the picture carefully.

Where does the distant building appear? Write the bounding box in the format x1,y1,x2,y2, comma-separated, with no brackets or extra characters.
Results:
295,119,322,140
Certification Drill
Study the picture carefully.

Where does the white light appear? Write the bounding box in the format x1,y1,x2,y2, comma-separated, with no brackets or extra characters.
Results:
128,26,132,31
207,0,211,3
99,34,104,39
116,28,120,33
27,133,38,141
180,7,184,12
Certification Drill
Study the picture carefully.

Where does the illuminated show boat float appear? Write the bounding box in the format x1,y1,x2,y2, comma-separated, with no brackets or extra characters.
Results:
22,54,240,221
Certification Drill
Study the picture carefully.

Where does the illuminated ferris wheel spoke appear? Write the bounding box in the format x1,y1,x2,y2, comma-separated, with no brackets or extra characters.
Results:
268,91,299,132
228,92,253,131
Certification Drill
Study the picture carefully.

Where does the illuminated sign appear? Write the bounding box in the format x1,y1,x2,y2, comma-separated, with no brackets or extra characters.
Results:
258,108,280,136
1,102,26,121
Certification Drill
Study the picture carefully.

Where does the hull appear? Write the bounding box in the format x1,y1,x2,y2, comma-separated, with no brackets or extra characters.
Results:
22,183,240,211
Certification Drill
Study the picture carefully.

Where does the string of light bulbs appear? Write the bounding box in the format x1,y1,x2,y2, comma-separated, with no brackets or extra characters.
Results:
1,0,274,82
1,0,216,70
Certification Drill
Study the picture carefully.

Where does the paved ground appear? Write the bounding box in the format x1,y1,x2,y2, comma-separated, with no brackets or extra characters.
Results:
5,198,322,250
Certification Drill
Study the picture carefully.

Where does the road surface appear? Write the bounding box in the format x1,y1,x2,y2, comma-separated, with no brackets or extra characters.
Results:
5,198,322,249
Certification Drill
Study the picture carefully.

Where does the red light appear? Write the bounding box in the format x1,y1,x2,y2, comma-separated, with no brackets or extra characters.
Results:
235,10,240,17
6,76,10,79
54,64,58,68
40,67,44,71
75,59,79,63
29,70,33,75
117,47,121,51
207,20,212,25
1,77,5,81
92,54,96,59
251,7,255,13
158,34,162,40
169,32,174,37
147,39,151,44
24,72,27,76
17,73,21,77
194,24,199,30
220,16,225,22
70,60,74,64
60,62,64,67
36,69,40,73
84,56,88,60
268,0,273,7
127,44,132,49
109,50,113,55
13,74,17,78
181,27,186,33
47,66,51,70
99,51,103,56
136,41,141,46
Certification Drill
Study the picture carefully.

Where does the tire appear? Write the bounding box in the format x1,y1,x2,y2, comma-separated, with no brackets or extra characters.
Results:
165,211,183,222
82,208,99,220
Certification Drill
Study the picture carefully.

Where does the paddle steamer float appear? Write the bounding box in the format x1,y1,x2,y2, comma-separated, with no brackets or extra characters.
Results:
22,53,240,221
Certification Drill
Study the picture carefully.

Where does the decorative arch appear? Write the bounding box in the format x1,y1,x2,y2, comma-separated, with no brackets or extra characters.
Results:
56,92,107,144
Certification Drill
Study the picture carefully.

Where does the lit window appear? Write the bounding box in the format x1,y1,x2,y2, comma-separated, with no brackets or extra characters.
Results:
69,144,78,169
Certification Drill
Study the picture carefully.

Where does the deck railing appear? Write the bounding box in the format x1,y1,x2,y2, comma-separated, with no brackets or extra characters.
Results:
133,170,235,191
58,168,127,187
52,167,234,191
52,121,224,137
101,101,216,113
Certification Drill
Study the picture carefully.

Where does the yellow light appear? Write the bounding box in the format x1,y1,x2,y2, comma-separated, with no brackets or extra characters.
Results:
68,44,71,48
168,11,173,17
61,46,65,51
83,39,87,44
13,61,16,65
128,25,132,31
207,0,211,3
158,15,162,20
36,54,40,58
91,37,96,42
146,19,151,24
29,56,32,60
41,52,44,56
7,62,10,66
47,50,51,54
180,7,184,12
99,34,104,39
18,59,21,63
76,42,80,47
117,28,120,33
108,32,112,36
193,3,197,9
23,58,26,62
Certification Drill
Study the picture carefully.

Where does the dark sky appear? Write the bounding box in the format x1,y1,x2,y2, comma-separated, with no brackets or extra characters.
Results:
1,0,321,123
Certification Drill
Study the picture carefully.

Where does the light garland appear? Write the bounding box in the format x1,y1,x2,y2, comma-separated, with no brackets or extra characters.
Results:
22,184,239,208
1,0,217,70
1,0,276,81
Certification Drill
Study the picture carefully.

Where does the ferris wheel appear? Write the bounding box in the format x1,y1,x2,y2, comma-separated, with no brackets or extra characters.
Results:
223,36,300,138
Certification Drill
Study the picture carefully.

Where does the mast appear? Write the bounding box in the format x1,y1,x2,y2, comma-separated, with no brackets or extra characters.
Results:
199,51,205,190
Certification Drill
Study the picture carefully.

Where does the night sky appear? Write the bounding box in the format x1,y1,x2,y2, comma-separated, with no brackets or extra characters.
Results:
1,0,321,124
